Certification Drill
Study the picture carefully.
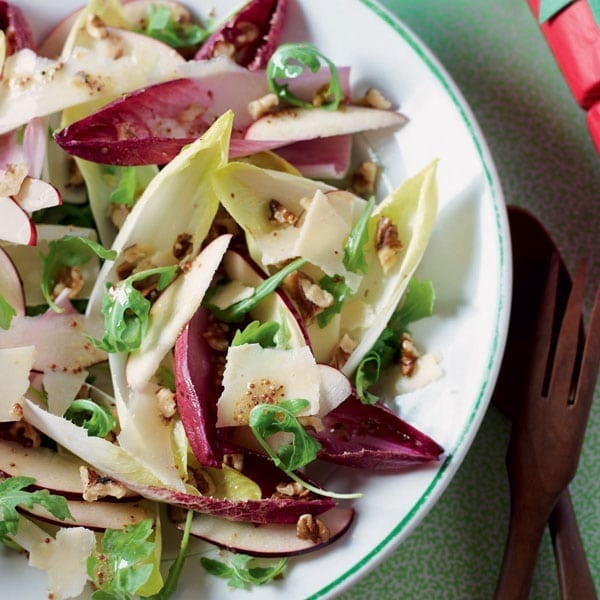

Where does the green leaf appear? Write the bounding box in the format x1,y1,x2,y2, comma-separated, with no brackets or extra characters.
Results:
204,257,307,323
0,476,73,541
316,275,352,328
149,510,193,599
109,167,138,207
93,265,179,353
157,366,176,392
355,278,435,404
200,554,287,590
0,294,16,329
88,518,156,600
343,196,375,274
139,4,208,48
64,399,116,438
232,320,280,348
267,43,343,110
40,235,117,312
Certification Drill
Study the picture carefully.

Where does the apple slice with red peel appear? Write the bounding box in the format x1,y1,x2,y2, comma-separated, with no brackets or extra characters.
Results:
177,507,354,557
13,177,61,213
21,498,154,531
245,105,407,142
0,196,36,245
0,247,25,315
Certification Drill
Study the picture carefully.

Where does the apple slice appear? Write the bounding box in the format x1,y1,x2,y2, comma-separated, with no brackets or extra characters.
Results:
0,346,35,421
0,195,36,245
177,507,354,557
245,105,407,142
13,177,61,213
0,247,25,315
21,498,154,530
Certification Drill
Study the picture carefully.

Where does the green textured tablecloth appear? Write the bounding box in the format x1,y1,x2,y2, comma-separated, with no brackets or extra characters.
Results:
342,1,600,598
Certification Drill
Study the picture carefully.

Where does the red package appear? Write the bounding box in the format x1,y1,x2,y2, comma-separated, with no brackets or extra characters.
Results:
586,102,600,153
527,0,600,109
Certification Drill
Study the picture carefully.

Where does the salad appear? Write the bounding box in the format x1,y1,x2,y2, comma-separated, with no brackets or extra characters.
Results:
0,0,446,597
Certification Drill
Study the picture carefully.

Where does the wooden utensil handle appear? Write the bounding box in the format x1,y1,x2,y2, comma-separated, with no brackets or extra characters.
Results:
495,504,548,599
549,490,598,599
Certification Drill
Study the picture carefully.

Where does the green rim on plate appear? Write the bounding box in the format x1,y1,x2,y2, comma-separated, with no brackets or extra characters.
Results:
309,1,508,598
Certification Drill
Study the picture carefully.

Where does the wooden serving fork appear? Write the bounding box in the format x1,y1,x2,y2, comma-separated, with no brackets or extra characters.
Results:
495,255,600,599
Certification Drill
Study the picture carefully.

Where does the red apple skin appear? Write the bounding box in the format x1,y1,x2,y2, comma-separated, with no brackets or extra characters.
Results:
0,1,36,54
176,507,355,557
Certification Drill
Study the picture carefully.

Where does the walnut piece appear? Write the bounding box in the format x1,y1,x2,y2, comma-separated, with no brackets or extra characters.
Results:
80,466,127,502
375,216,403,273
223,453,244,471
8,421,41,448
116,243,156,280
351,161,379,197
213,40,235,58
188,468,216,496
329,333,357,370
400,333,420,377
283,271,333,322
52,266,84,300
296,514,330,544
0,163,28,196
355,87,392,110
268,199,300,226
235,21,260,46
274,482,310,499
157,387,177,421
248,93,280,120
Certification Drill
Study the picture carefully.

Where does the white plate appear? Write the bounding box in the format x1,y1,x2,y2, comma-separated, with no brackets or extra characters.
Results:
6,1,511,598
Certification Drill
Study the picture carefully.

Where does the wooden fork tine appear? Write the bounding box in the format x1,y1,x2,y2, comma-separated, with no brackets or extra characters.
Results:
572,284,600,412
526,253,561,400
546,260,587,405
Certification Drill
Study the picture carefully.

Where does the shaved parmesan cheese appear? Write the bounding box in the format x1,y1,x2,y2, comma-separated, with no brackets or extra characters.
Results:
0,345,35,421
217,344,320,427
44,369,88,416
29,526,95,600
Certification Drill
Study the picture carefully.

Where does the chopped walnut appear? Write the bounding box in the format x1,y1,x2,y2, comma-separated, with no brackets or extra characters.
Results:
213,40,235,58
173,233,194,261
248,93,280,120
274,482,311,499
203,320,231,352
116,243,156,280
312,83,336,108
223,453,244,471
329,333,357,369
375,216,403,273
235,21,260,46
0,163,28,196
351,161,379,197
400,333,420,377
297,415,325,433
204,206,242,245
296,514,330,544
110,203,130,231
85,14,124,59
80,466,127,502
157,387,177,422
52,266,84,300
269,199,300,226
355,87,392,109
8,421,41,448
188,468,216,496
283,271,334,322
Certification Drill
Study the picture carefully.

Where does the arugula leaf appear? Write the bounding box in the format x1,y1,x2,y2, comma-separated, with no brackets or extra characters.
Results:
139,4,208,48
204,257,307,323
93,265,179,353
232,320,280,348
0,294,16,329
149,510,193,599
40,235,117,312
343,196,375,274
109,166,138,207
316,275,352,328
249,400,361,499
87,518,156,600
158,365,176,392
64,399,116,438
0,476,73,541
267,43,343,111
355,278,435,404
200,554,287,590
